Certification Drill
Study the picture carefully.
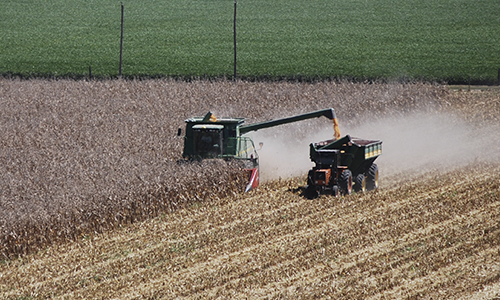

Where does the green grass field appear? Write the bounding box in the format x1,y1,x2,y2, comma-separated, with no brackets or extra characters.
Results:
1,0,499,83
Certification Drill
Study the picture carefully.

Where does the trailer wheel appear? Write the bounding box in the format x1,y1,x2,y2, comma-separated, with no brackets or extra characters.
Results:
339,169,353,195
366,164,379,191
354,173,366,193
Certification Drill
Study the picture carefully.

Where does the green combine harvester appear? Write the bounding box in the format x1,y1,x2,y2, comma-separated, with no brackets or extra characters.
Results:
181,108,381,195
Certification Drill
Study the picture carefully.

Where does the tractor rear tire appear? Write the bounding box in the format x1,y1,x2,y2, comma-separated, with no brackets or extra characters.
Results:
366,164,379,191
339,169,353,195
354,173,366,193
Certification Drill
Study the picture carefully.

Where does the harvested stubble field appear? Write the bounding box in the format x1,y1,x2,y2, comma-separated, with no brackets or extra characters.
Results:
1,79,500,299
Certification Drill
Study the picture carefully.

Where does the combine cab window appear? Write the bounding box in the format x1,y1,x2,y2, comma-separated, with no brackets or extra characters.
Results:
193,125,224,158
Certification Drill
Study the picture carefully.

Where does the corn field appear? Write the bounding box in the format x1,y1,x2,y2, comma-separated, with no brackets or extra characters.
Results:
0,79,499,299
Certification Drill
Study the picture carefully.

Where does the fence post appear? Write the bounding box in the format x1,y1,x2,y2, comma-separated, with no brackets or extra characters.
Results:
233,0,237,81
119,2,124,78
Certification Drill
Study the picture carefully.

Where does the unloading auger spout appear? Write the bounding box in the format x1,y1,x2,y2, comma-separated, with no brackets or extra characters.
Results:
239,108,341,139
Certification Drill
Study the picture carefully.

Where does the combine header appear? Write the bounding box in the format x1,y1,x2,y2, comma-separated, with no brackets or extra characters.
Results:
181,108,340,192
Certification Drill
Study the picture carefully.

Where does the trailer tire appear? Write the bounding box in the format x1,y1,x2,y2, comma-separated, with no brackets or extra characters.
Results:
354,173,366,193
339,169,353,195
366,164,379,191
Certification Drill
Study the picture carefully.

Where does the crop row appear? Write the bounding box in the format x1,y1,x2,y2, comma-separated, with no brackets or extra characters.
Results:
1,0,499,83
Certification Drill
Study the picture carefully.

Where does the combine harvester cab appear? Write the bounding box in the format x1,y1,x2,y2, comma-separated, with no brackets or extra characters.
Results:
306,135,382,197
182,112,260,192
181,109,340,192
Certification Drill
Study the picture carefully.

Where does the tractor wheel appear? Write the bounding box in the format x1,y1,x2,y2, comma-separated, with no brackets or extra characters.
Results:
366,164,379,191
304,184,319,199
339,169,353,195
354,173,366,193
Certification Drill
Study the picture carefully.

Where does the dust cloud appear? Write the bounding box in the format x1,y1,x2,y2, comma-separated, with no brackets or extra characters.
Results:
348,112,500,177
246,112,500,182
248,121,338,182
249,132,315,182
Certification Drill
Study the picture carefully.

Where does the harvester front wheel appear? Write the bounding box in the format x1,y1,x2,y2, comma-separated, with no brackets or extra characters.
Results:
354,173,366,193
339,169,353,195
366,164,379,191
